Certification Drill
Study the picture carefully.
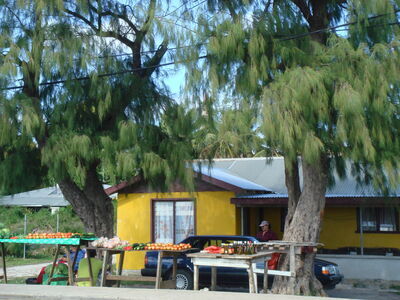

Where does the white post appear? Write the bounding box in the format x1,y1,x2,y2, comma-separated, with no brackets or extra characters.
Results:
23,214,27,259
56,213,59,232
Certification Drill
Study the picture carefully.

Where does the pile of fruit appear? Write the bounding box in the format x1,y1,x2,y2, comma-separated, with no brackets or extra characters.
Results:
203,246,223,254
123,242,192,251
91,236,130,249
125,243,148,250
4,232,96,239
25,232,75,239
145,243,191,251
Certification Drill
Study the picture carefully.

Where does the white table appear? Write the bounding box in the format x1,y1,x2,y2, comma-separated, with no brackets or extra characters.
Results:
187,251,273,293
256,241,323,291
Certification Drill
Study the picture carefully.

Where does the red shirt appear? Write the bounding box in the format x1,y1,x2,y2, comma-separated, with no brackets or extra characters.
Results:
256,230,278,242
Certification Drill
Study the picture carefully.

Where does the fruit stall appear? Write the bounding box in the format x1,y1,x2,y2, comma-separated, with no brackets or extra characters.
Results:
0,232,96,285
87,237,194,289
187,241,322,294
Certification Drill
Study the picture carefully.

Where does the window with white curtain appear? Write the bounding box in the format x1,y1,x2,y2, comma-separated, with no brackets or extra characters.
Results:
359,207,398,232
153,200,195,243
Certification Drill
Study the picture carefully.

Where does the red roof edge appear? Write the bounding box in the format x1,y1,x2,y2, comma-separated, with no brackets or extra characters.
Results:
194,171,244,193
105,176,141,196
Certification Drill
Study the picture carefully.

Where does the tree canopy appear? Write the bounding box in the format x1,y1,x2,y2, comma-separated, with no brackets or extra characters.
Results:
0,0,400,295
0,0,200,236
183,0,400,295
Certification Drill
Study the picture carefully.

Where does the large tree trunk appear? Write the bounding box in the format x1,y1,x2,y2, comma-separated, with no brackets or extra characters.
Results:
58,166,114,238
271,155,328,296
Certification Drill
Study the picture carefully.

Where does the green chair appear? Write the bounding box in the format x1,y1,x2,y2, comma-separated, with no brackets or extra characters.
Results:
76,257,103,287
42,263,69,285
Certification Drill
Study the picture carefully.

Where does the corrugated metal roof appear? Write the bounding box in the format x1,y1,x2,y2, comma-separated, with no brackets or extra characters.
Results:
0,186,69,207
194,165,271,192
200,157,400,197
0,184,113,207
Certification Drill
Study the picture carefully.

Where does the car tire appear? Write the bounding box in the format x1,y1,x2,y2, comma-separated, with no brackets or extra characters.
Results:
175,269,194,290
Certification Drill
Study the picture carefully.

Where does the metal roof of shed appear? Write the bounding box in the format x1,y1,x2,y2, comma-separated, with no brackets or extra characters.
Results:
0,186,68,207
0,184,113,207
203,157,400,197
194,165,271,192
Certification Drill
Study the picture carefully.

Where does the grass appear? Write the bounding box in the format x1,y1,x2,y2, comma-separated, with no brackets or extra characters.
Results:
5,257,52,267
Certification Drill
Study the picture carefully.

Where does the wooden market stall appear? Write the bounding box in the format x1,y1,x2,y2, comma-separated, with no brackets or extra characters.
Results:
0,237,96,285
187,251,273,293
91,247,196,289
187,241,323,293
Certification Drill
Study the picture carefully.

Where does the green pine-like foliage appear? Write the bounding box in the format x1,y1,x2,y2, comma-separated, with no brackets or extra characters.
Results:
0,0,200,196
187,0,400,192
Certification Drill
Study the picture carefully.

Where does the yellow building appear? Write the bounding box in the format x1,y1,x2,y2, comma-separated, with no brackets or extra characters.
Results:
114,168,269,270
112,158,400,270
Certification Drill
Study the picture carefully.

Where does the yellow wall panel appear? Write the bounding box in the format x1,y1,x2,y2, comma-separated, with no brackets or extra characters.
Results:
320,207,400,249
117,191,236,270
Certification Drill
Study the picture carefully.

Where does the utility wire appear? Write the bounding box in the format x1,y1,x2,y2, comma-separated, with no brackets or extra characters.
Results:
279,9,400,41
1,55,208,91
95,9,400,60
96,43,205,59
67,9,400,60
1,10,399,91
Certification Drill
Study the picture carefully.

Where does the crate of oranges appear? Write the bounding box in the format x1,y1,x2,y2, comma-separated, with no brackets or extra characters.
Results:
143,243,191,251
25,232,75,239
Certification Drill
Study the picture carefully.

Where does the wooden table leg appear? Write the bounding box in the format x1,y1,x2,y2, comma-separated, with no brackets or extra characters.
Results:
88,255,94,286
65,246,74,286
263,258,269,293
116,251,125,287
100,250,109,287
48,245,61,284
193,264,199,290
155,251,163,289
1,243,7,284
248,262,256,293
211,266,217,291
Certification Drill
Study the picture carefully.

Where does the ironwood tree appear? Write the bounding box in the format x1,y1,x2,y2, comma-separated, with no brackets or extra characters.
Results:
0,0,198,237
186,0,400,295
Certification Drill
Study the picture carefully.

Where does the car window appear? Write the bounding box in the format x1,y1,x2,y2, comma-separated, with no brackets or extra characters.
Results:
203,239,222,248
191,239,206,250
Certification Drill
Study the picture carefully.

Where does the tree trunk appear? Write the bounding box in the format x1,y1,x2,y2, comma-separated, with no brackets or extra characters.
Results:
58,166,114,238
284,158,301,231
271,155,328,296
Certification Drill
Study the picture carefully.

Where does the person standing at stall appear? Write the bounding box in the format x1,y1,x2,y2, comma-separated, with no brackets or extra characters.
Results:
59,246,86,272
256,220,278,242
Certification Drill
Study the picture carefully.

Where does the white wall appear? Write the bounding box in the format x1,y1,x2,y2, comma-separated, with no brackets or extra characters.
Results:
317,254,400,281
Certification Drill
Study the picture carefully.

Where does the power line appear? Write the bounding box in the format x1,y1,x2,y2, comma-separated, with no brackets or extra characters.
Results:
77,8,400,59
279,9,400,41
96,43,205,59
1,10,399,91
1,55,208,91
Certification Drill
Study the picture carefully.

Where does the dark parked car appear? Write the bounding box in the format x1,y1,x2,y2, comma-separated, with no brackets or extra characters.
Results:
141,235,343,290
